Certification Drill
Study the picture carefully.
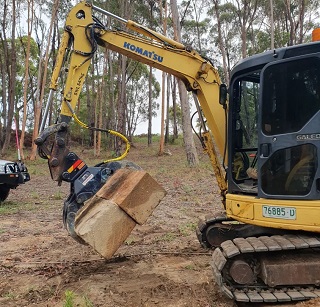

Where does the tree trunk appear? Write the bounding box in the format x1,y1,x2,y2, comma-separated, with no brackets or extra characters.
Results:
29,0,60,160
117,53,127,155
159,71,166,155
0,51,6,147
2,0,17,155
148,67,152,145
170,0,199,166
213,0,229,82
20,0,34,159
107,50,115,149
177,80,199,166
165,73,170,144
171,77,178,139
0,1,9,147
159,0,167,155
285,0,295,45
298,1,305,44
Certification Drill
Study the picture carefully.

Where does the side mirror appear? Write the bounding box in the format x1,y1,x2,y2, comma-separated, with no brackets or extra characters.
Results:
219,84,228,108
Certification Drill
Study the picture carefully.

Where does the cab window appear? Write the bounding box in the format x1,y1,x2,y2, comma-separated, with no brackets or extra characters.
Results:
262,58,320,135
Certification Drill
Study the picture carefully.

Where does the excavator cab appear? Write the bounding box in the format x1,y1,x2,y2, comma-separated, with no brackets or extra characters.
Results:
228,44,320,201
207,42,320,303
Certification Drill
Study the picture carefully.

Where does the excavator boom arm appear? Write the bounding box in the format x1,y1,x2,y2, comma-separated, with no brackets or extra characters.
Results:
46,1,227,192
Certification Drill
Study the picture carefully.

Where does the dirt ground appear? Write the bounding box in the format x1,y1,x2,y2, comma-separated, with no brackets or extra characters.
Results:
0,142,319,307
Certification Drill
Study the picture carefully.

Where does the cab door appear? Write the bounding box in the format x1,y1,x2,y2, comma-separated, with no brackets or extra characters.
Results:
258,56,320,199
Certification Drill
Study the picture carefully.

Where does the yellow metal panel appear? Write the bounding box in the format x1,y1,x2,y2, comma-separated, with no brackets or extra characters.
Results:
226,193,320,233
227,199,254,220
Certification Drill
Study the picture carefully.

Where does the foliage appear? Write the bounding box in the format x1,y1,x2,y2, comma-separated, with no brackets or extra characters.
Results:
63,290,75,307
168,105,182,134
0,0,320,156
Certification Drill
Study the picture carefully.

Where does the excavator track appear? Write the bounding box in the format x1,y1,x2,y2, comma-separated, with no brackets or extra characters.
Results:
196,211,231,248
197,214,320,303
211,234,320,303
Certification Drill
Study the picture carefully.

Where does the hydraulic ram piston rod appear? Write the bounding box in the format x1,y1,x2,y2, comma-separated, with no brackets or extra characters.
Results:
92,4,127,24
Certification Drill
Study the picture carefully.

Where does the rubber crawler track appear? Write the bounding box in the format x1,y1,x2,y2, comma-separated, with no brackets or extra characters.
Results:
211,234,320,303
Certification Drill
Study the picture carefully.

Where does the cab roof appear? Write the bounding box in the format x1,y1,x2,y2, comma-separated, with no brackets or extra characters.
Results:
230,40,320,80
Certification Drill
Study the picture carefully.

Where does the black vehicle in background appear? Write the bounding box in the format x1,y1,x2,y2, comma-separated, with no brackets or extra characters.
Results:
0,160,30,201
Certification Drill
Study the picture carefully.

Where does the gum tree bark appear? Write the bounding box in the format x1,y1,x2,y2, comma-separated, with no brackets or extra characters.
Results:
170,0,199,166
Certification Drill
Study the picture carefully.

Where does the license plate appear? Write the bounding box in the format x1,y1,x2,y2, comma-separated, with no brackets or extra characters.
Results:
262,205,296,220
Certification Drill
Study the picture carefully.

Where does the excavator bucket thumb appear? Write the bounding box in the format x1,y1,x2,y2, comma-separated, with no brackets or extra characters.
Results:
74,168,166,259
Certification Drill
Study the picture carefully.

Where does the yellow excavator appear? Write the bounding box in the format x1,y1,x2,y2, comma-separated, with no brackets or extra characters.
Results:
36,1,320,304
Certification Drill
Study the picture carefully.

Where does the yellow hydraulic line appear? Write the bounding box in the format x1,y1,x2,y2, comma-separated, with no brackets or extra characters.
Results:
68,101,130,162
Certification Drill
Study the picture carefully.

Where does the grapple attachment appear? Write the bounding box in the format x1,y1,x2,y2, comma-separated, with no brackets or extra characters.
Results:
60,154,166,256
36,123,166,257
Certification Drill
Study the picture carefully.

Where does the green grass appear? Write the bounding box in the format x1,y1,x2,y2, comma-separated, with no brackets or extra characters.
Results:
156,232,176,242
26,159,50,176
184,264,196,270
179,222,197,236
63,290,94,307
63,290,75,307
53,191,64,200
2,291,17,299
132,134,161,143
0,201,20,215
0,200,39,215
83,295,94,307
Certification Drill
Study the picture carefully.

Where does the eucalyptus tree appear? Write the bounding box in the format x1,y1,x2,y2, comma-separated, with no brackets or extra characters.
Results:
29,0,60,160
262,0,320,47
170,0,199,166
208,1,242,82
126,61,160,139
0,0,17,154
180,0,212,56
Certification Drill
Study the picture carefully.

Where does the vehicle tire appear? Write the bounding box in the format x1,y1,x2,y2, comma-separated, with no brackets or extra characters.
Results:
0,185,10,201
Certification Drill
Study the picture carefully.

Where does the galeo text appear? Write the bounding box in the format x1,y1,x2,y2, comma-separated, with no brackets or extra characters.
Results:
296,133,320,141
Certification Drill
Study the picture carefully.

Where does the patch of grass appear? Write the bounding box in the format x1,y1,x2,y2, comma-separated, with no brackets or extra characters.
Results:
2,291,18,299
52,191,63,200
83,295,94,307
132,134,161,144
30,191,40,199
179,222,197,236
62,290,94,307
63,290,75,307
184,264,196,270
0,201,20,215
0,200,39,215
25,159,48,176
157,232,176,242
